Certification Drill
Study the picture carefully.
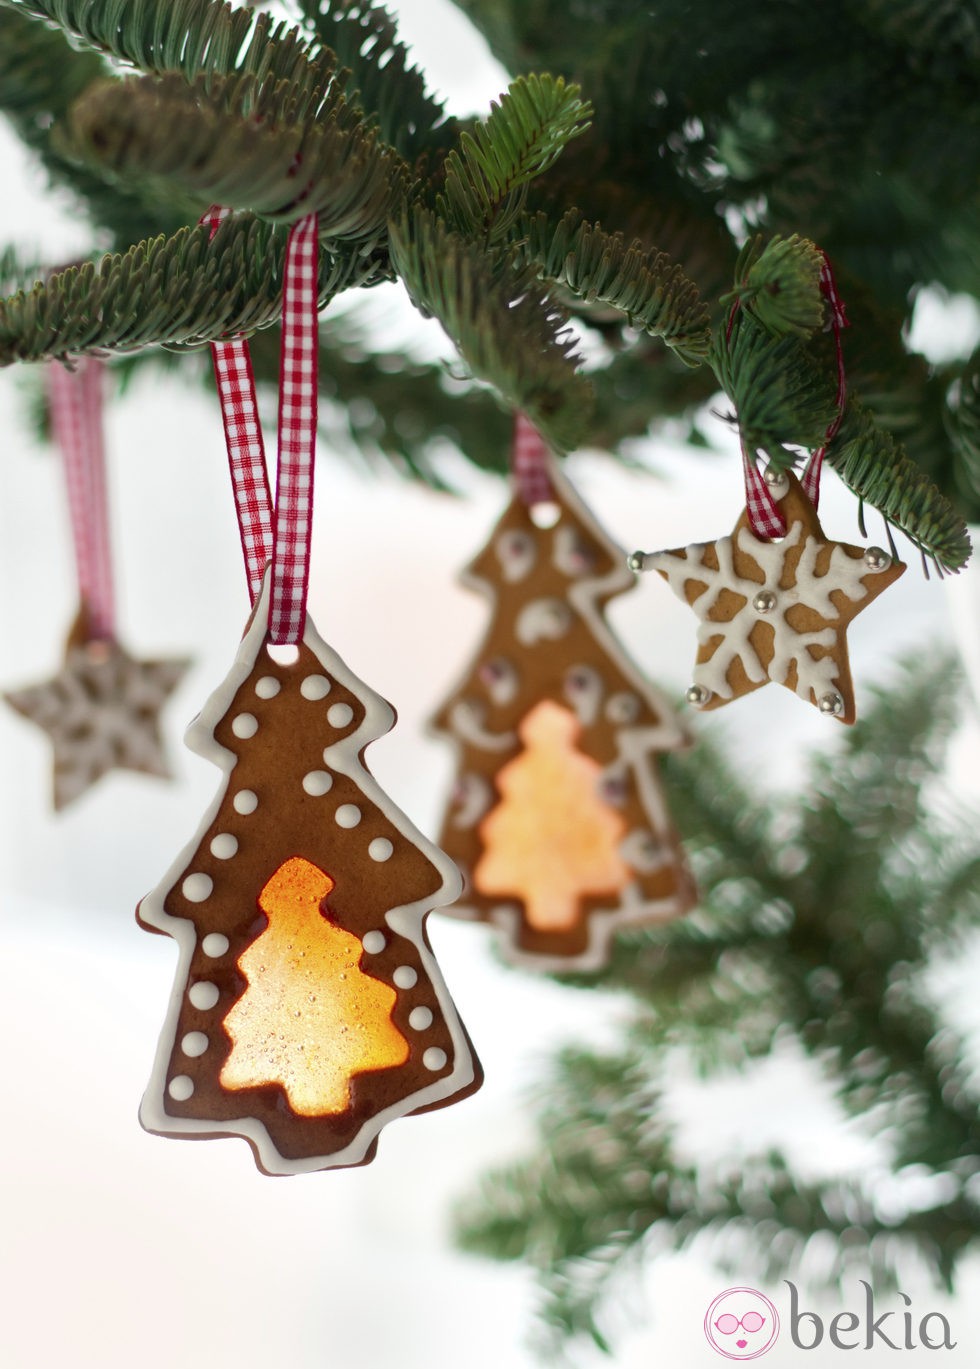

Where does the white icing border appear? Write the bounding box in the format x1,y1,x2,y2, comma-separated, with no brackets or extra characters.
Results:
138,574,475,1175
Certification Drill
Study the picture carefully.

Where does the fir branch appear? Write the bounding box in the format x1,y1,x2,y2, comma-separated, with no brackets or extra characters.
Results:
828,397,973,572
295,0,454,162
520,207,711,365
437,75,591,241
388,206,591,452
723,233,825,339
61,70,405,243
0,215,378,364
0,0,333,92
713,312,839,457
0,6,190,244
0,245,41,296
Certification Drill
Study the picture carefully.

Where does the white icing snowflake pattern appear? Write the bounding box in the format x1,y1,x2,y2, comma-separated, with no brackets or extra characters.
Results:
648,521,877,703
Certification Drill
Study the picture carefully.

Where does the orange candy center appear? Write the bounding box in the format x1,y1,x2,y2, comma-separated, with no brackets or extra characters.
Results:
474,700,630,931
220,856,408,1115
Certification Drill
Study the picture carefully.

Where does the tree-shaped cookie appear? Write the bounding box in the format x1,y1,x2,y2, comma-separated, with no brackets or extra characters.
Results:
138,577,482,1174
632,470,906,723
432,464,696,971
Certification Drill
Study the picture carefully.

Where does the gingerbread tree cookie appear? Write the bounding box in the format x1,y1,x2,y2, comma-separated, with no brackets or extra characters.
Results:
138,576,482,1174
432,464,696,972
632,470,906,723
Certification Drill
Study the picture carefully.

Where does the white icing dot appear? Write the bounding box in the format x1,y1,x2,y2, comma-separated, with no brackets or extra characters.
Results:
201,933,229,958
210,833,238,860
188,981,220,1010
168,1075,194,1101
361,930,386,954
423,1047,447,1071
302,770,334,796
301,674,331,700
232,712,259,738
409,1007,433,1031
328,702,354,728
182,873,213,903
335,803,361,828
393,965,417,989
368,837,394,862
255,676,281,699
233,789,258,814
181,1031,209,1058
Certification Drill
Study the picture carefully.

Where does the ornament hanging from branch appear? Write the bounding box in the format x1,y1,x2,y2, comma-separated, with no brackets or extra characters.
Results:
630,255,906,724
432,416,696,972
3,356,188,809
138,212,481,1174
631,468,905,723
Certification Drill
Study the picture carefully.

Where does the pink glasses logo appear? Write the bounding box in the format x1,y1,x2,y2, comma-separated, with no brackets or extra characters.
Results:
705,1287,780,1359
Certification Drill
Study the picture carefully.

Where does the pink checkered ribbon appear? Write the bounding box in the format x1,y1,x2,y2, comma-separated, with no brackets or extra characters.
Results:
742,445,787,540
512,412,555,505
732,250,850,536
203,209,319,644
270,213,319,644
801,253,849,510
48,356,115,641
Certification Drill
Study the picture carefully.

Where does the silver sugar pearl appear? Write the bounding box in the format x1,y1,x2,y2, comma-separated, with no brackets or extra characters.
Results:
763,467,789,493
864,546,891,571
752,589,777,613
627,550,646,573
818,691,845,717
685,683,712,708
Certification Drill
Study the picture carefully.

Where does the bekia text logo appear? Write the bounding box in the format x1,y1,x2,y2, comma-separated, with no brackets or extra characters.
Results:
704,1282,957,1357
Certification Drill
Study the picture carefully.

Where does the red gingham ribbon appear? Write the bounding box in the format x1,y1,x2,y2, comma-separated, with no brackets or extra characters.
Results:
512,412,555,505
48,356,115,641
203,209,319,644
730,249,850,537
741,444,787,540
800,252,849,509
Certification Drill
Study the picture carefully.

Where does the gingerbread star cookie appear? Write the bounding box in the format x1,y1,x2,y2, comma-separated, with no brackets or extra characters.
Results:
4,610,189,809
632,471,905,724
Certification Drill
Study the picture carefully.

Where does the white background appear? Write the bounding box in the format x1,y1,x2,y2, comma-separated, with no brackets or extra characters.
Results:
1,3,980,1366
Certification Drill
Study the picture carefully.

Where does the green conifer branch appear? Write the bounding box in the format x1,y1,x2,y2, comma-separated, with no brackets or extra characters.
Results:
0,215,378,364
61,70,405,243
0,7,193,243
713,315,840,456
518,208,711,365
437,75,591,241
389,206,591,452
723,233,825,339
294,0,454,162
828,398,972,572
0,0,321,86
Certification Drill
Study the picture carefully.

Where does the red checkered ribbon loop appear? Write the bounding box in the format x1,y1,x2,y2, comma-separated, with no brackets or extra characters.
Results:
739,250,850,538
203,208,319,644
512,412,555,506
742,446,788,540
48,356,115,641
800,252,849,510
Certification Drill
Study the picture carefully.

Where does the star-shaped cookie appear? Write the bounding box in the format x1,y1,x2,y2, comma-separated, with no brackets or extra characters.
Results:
633,471,905,724
4,615,189,809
